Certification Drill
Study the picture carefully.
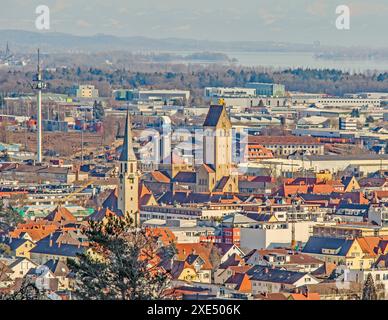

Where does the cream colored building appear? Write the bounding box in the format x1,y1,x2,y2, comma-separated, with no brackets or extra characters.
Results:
76,85,99,98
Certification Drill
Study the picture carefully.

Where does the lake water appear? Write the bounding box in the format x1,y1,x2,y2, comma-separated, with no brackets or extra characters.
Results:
226,51,388,73
163,50,388,73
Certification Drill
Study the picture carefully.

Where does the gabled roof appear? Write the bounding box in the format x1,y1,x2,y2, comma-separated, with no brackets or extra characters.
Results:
289,292,320,300
246,212,277,222
225,273,252,293
150,171,171,183
0,237,32,251
10,222,57,242
341,176,357,186
201,164,215,174
146,227,176,246
173,172,196,184
88,207,123,222
311,262,337,277
302,236,355,256
359,177,387,188
248,266,310,285
357,236,388,257
171,260,194,279
102,188,118,211
175,243,218,270
2,257,37,270
214,176,231,192
44,259,69,277
281,183,309,197
30,232,86,257
223,213,258,226
245,248,324,266
214,243,244,256
44,206,77,224
203,105,225,127
219,253,243,269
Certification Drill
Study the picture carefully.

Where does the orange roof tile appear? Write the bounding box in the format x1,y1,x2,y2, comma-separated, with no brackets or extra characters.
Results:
44,206,77,224
289,293,320,300
151,171,171,183
176,243,216,270
357,236,388,257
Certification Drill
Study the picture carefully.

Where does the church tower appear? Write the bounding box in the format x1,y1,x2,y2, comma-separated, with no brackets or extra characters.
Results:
198,104,239,193
203,104,233,181
118,109,140,226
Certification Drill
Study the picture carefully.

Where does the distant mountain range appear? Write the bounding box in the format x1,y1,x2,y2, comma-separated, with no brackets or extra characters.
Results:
0,29,321,54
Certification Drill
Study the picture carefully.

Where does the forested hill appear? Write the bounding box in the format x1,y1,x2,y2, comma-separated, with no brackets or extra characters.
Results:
1,65,388,98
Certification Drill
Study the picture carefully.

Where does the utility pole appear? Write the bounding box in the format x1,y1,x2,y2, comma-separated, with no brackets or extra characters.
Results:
33,49,46,164
81,120,84,165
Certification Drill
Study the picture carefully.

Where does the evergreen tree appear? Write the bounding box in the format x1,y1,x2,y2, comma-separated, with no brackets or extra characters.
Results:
362,273,378,300
351,108,360,118
2,280,45,300
93,101,105,121
0,270,46,301
0,202,23,232
68,214,175,300
366,116,374,124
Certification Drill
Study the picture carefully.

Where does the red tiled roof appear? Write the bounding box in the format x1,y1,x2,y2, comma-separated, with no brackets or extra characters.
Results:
289,293,320,300
44,206,77,224
150,171,171,183
176,243,217,270
249,135,321,146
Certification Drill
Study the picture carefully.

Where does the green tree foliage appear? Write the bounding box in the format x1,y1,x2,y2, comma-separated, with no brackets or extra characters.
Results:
3,65,388,98
68,214,175,300
0,202,24,232
351,109,360,118
366,116,374,123
362,273,378,300
93,101,105,121
1,280,45,300
0,265,45,301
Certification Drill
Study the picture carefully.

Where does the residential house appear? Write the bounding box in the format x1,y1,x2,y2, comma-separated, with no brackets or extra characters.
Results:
302,236,375,270
243,248,324,272
248,266,320,294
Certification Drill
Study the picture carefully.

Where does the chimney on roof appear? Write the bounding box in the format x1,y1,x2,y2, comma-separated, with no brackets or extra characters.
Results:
49,239,53,247
264,267,269,274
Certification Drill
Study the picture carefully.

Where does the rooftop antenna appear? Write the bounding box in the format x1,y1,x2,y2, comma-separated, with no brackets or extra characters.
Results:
33,49,46,164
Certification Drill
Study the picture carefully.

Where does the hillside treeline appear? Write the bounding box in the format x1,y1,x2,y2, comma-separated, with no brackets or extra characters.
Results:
1,65,388,99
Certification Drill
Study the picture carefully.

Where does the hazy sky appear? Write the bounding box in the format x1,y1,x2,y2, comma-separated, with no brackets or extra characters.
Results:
0,0,387,47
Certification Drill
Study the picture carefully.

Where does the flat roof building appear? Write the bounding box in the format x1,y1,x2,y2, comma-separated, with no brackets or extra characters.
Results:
246,82,286,97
